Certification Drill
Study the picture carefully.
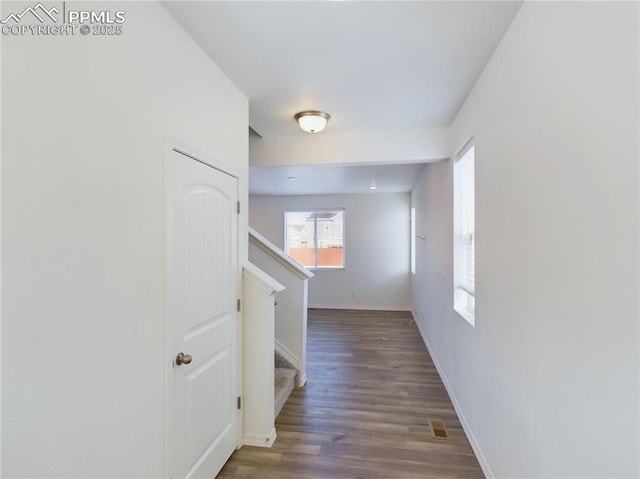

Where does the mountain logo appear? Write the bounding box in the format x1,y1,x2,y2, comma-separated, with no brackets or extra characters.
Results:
1,3,59,24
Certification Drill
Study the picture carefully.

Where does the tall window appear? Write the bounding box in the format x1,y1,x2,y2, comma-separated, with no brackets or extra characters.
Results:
410,205,416,274
285,210,345,269
453,141,475,326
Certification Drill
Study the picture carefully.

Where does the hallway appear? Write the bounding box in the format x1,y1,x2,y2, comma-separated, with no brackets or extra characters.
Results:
217,309,484,478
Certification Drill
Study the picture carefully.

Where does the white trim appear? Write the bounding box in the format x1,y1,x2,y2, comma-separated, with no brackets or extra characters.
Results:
168,137,242,180
243,429,277,448
243,263,285,295
162,141,178,479
249,227,314,280
275,339,307,387
454,288,475,327
309,304,411,312
274,339,301,370
0,26,4,474
411,310,494,479
455,135,475,159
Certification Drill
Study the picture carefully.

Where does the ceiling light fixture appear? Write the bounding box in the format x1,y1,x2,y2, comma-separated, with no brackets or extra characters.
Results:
294,110,331,134
369,184,377,190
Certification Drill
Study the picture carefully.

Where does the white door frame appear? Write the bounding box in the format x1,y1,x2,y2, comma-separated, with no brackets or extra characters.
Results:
163,137,244,478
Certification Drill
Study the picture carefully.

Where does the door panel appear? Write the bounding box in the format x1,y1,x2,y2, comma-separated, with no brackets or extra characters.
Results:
185,185,230,330
167,148,238,479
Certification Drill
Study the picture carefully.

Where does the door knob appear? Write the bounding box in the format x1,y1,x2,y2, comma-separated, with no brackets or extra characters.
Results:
175,352,192,366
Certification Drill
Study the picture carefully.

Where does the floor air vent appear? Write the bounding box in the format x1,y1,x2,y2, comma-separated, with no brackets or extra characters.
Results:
430,420,448,439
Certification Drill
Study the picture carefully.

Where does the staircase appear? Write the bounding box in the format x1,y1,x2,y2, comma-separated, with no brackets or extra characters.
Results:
275,350,298,417
244,227,313,446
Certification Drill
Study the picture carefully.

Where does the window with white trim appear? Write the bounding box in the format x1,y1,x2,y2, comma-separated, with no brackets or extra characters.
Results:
285,210,345,269
453,141,475,326
410,205,416,274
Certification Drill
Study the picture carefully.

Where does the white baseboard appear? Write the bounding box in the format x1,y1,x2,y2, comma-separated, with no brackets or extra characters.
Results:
298,372,307,387
309,304,411,312
274,339,300,370
243,428,277,448
410,310,494,479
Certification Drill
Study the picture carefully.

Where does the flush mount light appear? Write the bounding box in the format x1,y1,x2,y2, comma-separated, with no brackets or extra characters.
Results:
294,110,331,134
369,184,377,190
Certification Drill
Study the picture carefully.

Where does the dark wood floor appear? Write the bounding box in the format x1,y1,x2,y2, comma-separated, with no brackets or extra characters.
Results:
217,309,485,479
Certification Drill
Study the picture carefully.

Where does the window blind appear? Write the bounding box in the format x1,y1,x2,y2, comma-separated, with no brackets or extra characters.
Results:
456,145,475,296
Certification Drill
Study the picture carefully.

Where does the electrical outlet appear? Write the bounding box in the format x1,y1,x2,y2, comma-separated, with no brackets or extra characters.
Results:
351,292,356,298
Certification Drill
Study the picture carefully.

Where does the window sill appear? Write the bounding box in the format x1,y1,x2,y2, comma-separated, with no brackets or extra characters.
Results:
453,288,475,327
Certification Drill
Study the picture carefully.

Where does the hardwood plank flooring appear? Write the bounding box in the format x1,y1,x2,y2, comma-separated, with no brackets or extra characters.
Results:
217,309,485,479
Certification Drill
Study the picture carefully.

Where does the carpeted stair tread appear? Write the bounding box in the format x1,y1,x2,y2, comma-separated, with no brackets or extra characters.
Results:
275,350,297,371
274,367,297,418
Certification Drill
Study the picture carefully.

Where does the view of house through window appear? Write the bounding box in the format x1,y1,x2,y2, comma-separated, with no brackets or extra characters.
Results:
285,210,345,268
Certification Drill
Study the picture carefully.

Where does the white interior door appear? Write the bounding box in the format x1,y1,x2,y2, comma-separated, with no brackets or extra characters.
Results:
167,148,239,479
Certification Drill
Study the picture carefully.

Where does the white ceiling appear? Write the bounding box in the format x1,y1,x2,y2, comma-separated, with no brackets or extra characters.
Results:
163,1,522,195
250,162,428,196
164,1,521,137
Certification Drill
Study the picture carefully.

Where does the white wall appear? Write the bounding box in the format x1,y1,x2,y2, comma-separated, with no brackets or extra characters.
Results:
412,2,639,478
250,127,450,166
250,193,411,311
1,2,248,477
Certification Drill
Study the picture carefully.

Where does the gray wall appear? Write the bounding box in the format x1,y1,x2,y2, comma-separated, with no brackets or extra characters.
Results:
412,2,639,477
250,193,411,311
